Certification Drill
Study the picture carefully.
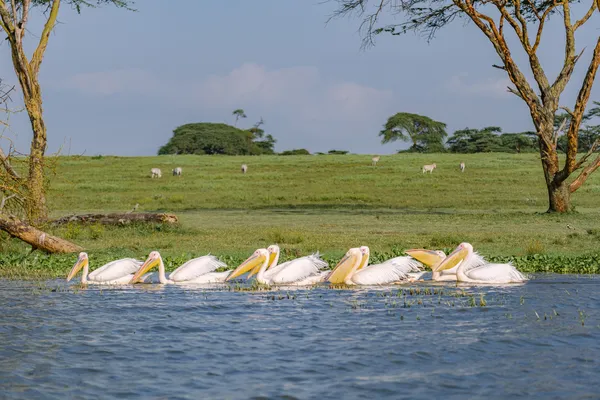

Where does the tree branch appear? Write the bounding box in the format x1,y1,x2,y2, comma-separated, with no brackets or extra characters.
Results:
0,2,16,38
572,139,600,171
557,36,600,183
569,154,600,193
573,2,596,31
0,146,21,180
550,0,577,97
456,0,540,113
532,1,557,54
29,0,60,75
507,86,524,99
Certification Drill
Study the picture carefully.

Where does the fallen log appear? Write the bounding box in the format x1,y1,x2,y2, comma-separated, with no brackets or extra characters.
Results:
0,213,84,253
51,212,179,226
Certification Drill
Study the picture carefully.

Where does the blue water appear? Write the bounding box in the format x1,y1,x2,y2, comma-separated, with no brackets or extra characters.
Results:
1,275,599,399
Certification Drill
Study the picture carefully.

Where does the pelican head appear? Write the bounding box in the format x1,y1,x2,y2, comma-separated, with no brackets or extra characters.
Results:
327,248,362,284
226,248,269,282
404,249,447,270
266,244,280,269
434,242,472,272
67,252,89,282
130,251,162,284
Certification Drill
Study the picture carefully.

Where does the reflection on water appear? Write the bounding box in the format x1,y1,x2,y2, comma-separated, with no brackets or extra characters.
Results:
1,274,599,399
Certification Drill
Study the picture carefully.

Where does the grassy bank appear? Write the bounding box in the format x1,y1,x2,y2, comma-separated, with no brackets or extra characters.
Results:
1,153,599,279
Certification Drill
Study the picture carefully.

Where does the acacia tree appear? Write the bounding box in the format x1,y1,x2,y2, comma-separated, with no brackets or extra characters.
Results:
232,109,247,126
0,0,134,224
330,0,599,212
380,112,447,152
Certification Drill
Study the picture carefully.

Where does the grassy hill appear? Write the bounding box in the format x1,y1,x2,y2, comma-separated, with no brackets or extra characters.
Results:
2,153,600,278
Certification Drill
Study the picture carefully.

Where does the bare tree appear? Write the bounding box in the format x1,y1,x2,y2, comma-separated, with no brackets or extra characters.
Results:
329,0,599,212
0,0,134,223
0,78,82,253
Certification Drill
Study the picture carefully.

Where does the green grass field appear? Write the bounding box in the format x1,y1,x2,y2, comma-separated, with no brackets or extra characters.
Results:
2,153,599,279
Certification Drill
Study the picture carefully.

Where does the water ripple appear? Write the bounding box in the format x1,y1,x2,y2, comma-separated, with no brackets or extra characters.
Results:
1,275,599,399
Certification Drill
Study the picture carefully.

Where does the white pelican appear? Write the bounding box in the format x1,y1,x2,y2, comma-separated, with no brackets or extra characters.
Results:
129,251,230,284
403,249,459,281
245,244,330,284
66,252,145,285
327,247,422,285
435,242,528,284
225,248,328,285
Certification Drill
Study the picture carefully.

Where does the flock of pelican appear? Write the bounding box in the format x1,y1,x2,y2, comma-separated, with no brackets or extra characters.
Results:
66,242,528,286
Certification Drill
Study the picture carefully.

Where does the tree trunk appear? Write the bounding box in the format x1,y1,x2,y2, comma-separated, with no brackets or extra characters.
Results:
24,90,48,224
9,48,48,224
51,212,179,226
547,181,571,213
0,213,83,253
536,122,572,213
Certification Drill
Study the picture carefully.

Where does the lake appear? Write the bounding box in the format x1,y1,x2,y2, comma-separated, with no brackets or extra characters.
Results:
1,274,599,399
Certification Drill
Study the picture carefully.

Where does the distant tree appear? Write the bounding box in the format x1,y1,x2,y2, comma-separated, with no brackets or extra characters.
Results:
158,123,274,155
380,112,447,153
580,101,600,153
328,150,349,155
446,127,503,153
245,117,276,154
0,0,134,223
330,0,600,213
280,149,311,155
232,109,247,127
500,132,537,153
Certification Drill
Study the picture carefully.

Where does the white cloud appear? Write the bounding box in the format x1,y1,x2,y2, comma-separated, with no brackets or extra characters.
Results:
58,63,393,123
445,74,512,98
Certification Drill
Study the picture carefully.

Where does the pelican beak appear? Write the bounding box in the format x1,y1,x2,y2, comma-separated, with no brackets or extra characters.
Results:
247,264,260,279
434,246,468,272
327,250,360,284
130,255,160,284
267,251,278,270
404,249,445,269
357,252,369,271
226,253,266,282
66,256,87,282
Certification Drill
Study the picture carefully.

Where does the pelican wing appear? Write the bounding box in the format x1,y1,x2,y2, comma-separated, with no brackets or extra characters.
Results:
168,255,227,282
88,258,143,282
181,270,231,284
461,252,488,271
264,259,293,279
270,254,328,284
290,271,330,286
351,257,421,285
465,263,528,283
381,256,423,272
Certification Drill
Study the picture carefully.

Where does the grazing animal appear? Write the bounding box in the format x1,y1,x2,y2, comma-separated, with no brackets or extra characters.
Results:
422,163,436,174
371,156,380,166
151,168,162,178
172,167,182,176
460,162,465,172
241,164,248,174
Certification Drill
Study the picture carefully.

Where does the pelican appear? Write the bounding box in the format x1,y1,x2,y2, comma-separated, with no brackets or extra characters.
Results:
225,248,328,285
403,249,459,281
327,247,422,285
435,242,528,284
129,251,230,284
66,252,146,285
245,244,330,284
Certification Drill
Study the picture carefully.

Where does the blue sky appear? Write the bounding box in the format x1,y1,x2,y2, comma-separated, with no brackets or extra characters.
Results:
0,0,598,156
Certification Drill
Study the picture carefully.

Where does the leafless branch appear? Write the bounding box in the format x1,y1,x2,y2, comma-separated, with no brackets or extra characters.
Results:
572,138,600,171
573,2,597,31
